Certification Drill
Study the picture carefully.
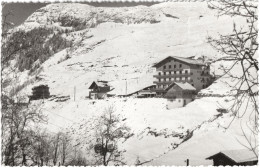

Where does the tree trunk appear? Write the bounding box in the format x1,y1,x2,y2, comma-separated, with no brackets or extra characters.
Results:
22,153,26,166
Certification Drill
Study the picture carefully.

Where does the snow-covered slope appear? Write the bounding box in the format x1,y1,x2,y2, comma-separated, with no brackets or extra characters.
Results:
5,2,256,166
11,2,245,98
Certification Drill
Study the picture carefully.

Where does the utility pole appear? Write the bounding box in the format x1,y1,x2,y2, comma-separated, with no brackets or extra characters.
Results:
74,86,76,101
125,79,127,95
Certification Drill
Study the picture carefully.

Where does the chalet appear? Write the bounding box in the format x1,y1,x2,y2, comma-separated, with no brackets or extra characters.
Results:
206,149,258,166
164,82,196,109
152,56,212,96
89,81,111,99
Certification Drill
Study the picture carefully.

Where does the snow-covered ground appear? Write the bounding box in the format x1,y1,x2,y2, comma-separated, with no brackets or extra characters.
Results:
5,2,257,166
31,94,256,165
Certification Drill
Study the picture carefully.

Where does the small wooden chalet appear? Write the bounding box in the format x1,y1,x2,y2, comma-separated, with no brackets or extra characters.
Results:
164,82,196,109
206,149,258,166
89,81,111,99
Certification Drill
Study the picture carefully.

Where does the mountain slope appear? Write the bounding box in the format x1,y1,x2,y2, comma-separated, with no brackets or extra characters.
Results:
4,2,254,166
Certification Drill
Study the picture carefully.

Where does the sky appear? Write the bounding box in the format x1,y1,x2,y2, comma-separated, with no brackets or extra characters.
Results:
2,1,159,27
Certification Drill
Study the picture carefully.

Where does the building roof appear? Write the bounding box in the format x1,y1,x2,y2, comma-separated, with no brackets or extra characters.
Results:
152,56,205,68
108,75,155,96
88,81,109,89
206,149,258,163
173,56,205,65
165,82,196,91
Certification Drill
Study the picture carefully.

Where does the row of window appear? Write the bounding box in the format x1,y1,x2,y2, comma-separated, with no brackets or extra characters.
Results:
158,77,192,82
163,64,182,69
157,83,194,89
159,70,190,75
157,84,170,89
169,98,181,102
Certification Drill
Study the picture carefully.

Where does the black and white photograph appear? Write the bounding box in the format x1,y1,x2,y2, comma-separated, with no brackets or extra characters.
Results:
1,0,259,166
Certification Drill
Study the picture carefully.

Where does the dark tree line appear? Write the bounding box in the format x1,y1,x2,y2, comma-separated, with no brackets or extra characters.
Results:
3,26,72,71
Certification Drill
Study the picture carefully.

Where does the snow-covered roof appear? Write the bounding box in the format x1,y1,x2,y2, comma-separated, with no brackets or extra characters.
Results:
89,81,109,89
166,82,196,91
108,75,154,96
207,149,258,163
172,56,205,65
152,56,205,67
96,81,109,87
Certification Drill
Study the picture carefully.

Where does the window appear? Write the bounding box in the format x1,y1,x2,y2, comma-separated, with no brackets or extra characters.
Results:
169,71,171,75
174,65,176,68
190,72,193,75
185,70,188,74
169,65,171,69
185,77,188,81
179,64,182,68
164,72,166,75
192,84,194,86
159,78,161,82
180,71,182,74
164,78,166,81
158,72,161,76
169,78,171,81
174,71,176,74
175,77,177,81
164,65,166,69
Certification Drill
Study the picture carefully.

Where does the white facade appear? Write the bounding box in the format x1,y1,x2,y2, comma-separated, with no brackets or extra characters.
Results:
166,98,194,109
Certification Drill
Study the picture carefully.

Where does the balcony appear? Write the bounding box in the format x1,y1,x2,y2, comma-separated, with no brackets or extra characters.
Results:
160,68,186,72
153,73,192,78
153,81,172,85
154,78,192,84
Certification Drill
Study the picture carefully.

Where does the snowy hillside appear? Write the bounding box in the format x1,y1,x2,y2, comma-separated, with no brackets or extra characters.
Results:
4,2,255,166
8,2,246,98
